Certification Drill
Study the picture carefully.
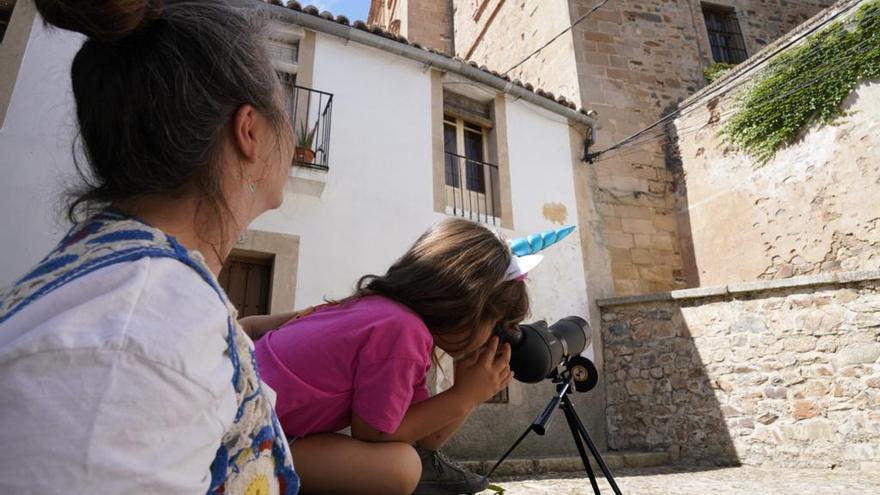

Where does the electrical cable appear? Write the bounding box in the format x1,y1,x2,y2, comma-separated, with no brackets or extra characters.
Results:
502,0,612,76
585,0,868,163
588,37,876,162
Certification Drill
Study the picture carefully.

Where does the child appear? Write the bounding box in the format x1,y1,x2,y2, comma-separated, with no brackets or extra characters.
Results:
255,218,546,494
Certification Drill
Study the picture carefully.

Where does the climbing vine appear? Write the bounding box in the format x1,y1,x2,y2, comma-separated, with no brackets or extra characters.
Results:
723,1,880,163
703,62,735,84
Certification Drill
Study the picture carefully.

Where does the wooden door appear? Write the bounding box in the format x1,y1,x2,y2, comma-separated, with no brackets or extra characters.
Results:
219,254,273,317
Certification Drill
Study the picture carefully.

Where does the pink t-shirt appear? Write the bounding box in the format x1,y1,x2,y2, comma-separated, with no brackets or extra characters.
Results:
254,295,434,437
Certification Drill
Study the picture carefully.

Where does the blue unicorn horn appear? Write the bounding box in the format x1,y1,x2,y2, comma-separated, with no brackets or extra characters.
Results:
508,225,576,257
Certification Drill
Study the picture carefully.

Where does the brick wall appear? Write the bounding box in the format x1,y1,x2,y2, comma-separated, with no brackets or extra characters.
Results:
600,273,880,470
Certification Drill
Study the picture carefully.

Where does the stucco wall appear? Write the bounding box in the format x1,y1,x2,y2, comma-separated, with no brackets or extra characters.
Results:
674,79,880,286
0,10,605,460
0,18,81,286
245,32,605,458
599,273,880,470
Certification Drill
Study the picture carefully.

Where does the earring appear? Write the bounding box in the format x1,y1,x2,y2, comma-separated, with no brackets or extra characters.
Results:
248,183,257,194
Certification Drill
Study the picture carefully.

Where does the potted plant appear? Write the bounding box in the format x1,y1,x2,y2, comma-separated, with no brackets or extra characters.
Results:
294,121,317,165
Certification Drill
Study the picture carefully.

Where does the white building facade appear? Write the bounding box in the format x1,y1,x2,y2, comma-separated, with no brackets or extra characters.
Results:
0,1,609,458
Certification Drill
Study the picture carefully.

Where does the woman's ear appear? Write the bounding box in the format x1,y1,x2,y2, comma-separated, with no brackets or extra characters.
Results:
232,104,259,163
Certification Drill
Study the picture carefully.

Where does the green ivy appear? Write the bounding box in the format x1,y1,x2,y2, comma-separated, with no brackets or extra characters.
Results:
723,1,880,163
703,62,736,84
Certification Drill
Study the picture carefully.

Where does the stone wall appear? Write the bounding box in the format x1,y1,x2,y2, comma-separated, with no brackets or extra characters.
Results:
369,0,455,54
599,272,880,470
568,0,836,296
391,0,838,296
673,2,880,287
452,0,582,105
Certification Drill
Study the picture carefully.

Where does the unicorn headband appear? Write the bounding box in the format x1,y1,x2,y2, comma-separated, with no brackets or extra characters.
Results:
504,225,576,282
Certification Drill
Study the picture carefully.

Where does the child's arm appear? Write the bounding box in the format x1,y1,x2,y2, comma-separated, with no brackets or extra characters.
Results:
351,337,512,445
238,312,298,340
412,346,490,450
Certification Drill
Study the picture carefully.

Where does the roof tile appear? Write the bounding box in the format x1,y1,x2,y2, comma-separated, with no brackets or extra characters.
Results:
266,1,593,115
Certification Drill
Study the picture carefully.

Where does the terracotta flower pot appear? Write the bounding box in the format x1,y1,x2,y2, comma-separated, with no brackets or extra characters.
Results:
294,147,316,165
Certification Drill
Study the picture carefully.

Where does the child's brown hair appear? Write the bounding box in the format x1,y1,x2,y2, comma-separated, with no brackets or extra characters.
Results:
352,218,529,354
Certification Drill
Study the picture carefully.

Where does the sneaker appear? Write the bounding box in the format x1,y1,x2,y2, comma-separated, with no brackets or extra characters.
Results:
412,445,490,495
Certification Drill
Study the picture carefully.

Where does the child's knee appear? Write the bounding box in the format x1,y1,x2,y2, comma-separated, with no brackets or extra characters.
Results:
387,443,421,494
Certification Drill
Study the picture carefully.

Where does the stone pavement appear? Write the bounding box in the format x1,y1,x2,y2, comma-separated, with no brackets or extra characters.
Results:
485,466,880,494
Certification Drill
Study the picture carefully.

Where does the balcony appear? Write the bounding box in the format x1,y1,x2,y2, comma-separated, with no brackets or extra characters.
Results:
284,82,333,170
444,152,500,225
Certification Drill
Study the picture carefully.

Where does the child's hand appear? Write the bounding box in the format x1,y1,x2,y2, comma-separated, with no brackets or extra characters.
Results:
450,337,513,407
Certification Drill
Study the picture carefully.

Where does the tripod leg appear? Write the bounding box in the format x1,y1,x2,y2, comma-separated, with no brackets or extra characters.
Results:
561,399,602,495
485,422,533,479
561,395,623,495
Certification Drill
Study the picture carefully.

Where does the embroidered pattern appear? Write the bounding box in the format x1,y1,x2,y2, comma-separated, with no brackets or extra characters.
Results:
0,209,298,494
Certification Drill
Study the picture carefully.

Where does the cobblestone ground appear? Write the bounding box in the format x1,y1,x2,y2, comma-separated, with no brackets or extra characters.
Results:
490,466,880,494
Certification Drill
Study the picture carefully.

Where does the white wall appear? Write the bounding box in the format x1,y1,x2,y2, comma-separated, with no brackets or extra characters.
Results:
0,19,82,286
252,32,590,338
250,32,444,304
0,17,600,458
0,20,590,329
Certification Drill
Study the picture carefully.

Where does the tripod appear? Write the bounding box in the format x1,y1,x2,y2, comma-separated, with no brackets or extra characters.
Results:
485,370,623,495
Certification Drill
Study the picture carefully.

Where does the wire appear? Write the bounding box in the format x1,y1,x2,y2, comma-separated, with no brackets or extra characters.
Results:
502,0,612,76
585,0,867,163
589,37,875,162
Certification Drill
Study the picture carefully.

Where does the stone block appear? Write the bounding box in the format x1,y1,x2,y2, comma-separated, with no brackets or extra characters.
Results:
626,379,653,395
606,232,634,249
792,400,819,420
653,215,677,232
612,262,638,279
633,233,653,248
651,234,675,251
783,336,817,352
796,418,836,441
622,218,656,235
617,204,654,220
835,344,880,367
631,248,658,264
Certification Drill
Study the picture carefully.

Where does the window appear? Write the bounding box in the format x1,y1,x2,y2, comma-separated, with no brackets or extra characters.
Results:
440,90,501,224
702,4,748,64
0,0,14,43
269,26,333,171
442,113,498,223
443,116,488,193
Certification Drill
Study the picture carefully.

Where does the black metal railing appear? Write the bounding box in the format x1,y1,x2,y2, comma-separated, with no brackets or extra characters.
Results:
283,79,333,170
444,152,500,225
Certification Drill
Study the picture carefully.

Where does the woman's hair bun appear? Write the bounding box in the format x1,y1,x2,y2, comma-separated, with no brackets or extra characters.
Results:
34,0,163,43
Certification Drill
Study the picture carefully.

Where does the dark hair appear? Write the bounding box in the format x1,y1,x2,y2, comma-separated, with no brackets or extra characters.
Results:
350,218,530,354
34,0,289,226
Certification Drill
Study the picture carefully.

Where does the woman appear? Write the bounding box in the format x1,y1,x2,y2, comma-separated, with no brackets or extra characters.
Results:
0,1,298,493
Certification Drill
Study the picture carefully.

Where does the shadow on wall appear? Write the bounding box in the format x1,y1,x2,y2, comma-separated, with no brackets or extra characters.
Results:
601,278,880,470
663,100,700,289
602,302,739,466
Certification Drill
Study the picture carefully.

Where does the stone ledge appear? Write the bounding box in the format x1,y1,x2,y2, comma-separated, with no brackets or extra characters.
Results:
457,451,670,477
598,270,880,308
